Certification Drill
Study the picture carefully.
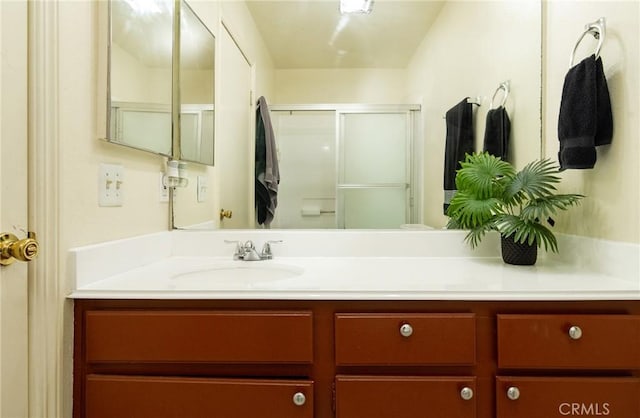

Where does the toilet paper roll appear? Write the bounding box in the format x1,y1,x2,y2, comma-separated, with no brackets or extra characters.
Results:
301,206,321,216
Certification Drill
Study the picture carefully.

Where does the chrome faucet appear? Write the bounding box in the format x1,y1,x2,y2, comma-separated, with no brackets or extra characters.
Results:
225,240,282,261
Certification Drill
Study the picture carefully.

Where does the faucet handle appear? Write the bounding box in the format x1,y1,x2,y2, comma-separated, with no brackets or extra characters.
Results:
224,240,243,259
261,240,283,259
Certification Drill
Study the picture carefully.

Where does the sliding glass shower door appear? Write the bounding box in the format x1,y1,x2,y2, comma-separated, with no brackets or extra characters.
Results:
270,105,417,229
338,111,410,229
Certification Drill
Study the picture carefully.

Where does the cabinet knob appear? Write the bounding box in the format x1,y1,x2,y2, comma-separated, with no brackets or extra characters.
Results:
568,325,583,340
507,386,520,400
399,323,413,337
292,392,306,406
460,387,474,400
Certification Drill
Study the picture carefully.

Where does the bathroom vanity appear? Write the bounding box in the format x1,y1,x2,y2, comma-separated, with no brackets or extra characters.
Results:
69,231,640,418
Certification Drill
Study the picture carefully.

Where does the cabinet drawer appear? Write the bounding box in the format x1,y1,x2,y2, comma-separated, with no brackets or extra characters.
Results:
86,375,313,418
85,310,313,363
497,314,640,369
335,313,476,366
496,376,640,418
336,375,476,418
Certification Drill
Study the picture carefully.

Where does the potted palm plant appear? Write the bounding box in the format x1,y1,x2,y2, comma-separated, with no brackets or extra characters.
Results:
446,152,584,265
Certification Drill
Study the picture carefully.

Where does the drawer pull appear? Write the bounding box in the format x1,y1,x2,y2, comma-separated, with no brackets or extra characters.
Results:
399,323,413,337
460,387,474,401
292,392,306,406
568,325,583,340
506,386,520,400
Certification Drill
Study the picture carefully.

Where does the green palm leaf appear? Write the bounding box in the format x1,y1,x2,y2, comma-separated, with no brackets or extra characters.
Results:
494,214,559,252
455,153,514,199
520,194,584,222
447,191,502,228
505,159,561,204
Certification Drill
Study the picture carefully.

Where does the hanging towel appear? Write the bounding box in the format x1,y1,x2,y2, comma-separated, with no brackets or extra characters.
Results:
255,96,280,226
443,98,474,215
557,54,613,169
483,106,510,161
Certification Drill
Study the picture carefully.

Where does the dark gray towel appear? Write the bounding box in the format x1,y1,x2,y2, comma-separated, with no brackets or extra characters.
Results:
444,98,474,215
255,96,279,226
483,106,510,161
558,55,613,169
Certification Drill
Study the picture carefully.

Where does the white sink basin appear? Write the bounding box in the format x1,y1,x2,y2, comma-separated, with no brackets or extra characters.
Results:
169,262,304,289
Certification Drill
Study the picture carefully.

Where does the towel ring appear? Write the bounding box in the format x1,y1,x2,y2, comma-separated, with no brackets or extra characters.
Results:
569,17,606,67
490,81,510,109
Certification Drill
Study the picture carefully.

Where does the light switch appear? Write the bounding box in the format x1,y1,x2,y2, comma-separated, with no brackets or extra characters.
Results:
197,176,208,202
98,163,124,207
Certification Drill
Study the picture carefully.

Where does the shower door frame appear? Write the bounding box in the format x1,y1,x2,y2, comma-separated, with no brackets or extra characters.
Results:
270,104,421,229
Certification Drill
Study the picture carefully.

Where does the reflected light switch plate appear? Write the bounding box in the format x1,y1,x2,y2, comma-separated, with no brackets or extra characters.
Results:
197,176,208,202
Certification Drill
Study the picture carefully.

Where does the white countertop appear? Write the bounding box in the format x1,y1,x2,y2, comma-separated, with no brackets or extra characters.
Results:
68,229,640,301
68,230,640,301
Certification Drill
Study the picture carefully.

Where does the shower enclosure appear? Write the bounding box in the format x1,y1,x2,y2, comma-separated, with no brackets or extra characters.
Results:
269,104,421,229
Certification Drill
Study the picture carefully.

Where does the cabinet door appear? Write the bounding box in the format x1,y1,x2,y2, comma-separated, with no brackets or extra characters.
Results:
336,375,476,418
85,310,313,364
86,375,313,418
335,313,476,366
497,314,640,369
496,376,640,418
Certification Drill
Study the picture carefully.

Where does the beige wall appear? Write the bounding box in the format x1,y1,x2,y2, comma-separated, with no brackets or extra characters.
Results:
406,0,542,229
543,1,639,244
274,68,407,103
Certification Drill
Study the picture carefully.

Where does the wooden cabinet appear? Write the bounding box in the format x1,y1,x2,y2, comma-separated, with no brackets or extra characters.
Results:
335,313,476,366
336,375,476,418
86,375,313,418
85,310,314,364
73,300,640,418
497,314,640,418
497,314,640,369
496,377,640,418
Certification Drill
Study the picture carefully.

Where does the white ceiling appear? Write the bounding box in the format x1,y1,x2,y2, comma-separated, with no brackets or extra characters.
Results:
245,1,445,69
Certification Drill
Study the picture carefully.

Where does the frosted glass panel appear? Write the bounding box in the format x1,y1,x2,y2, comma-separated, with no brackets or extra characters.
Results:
200,110,214,165
180,113,199,161
342,113,407,184
119,110,171,154
270,111,336,229
341,188,407,229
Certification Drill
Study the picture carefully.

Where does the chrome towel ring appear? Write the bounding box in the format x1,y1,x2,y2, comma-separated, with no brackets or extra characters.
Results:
570,17,606,67
490,81,510,109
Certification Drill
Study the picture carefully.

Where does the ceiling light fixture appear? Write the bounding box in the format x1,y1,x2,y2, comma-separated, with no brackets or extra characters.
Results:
339,0,373,15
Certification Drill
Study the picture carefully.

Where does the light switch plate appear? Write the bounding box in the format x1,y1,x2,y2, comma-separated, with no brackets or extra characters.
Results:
197,176,208,202
98,163,124,207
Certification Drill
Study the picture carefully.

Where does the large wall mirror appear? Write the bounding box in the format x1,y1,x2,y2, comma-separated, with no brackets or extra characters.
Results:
175,0,543,231
106,0,174,156
103,0,215,166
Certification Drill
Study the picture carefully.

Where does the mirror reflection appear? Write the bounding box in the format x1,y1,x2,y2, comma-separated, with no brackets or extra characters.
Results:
108,0,174,156
174,0,542,231
179,0,215,166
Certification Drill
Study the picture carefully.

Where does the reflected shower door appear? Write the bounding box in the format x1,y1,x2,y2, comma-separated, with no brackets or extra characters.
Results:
270,110,336,229
338,112,410,229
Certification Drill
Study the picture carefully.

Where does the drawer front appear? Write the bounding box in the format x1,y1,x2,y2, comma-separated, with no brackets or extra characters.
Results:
335,313,476,366
336,375,476,418
85,310,313,363
86,375,313,418
496,376,640,418
497,314,640,369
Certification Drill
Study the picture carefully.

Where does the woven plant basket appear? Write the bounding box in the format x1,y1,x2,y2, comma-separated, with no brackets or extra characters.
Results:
501,234,537,265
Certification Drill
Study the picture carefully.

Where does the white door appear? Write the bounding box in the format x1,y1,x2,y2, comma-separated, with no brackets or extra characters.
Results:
216,26,252,228
0,1,30,417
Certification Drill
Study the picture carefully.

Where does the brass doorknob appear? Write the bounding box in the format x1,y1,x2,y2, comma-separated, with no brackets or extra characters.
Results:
219,209,233,221
0,232,39,266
